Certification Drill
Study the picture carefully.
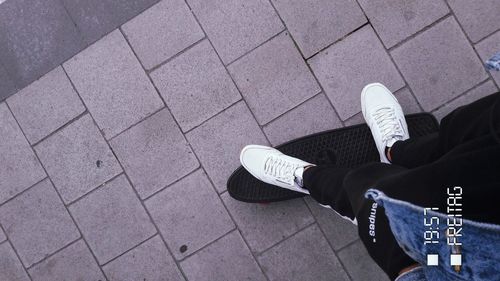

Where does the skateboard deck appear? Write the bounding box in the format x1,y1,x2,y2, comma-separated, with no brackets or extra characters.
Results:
227,113,439,203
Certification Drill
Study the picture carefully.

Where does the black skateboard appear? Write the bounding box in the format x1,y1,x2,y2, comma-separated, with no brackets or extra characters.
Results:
227,113,439,203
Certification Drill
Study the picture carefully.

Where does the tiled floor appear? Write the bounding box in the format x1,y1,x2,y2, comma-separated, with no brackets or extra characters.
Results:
0,0,499,280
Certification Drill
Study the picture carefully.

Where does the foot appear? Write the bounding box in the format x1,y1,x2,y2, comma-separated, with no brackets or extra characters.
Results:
240,145,312,194
361,83,409,163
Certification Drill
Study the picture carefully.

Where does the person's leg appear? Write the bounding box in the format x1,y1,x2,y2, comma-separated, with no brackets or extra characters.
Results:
301,165,354,221
303,163,417,280
390,92,500,168
389,133,439,168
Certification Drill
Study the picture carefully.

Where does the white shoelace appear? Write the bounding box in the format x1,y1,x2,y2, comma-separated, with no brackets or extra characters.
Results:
373,107,404,144
263,156,298,185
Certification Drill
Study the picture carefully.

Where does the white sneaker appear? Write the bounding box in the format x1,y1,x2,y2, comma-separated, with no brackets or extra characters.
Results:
239,145,312,194
361,83,409,163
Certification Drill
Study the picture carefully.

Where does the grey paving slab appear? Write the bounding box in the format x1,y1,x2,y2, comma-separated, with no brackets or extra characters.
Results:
122,0,204,70
343,112,366,126
69,175,156,264
475,31,500,87
63,30,164,139
145,170,234,259
34,114,122,204
28,240,105,281
433,80,498,121
103,235,184,281
186,0,284,64
0,0,84,86
357,0,449,48
263,94,342,146
270,0,366,58
151,40,241,132
393,88,424,114
304,197,358,251
186,101,269,192
60,0,160,44
0,226,5,243
0,242,30,281
0,103,46,204
110,109,198,199
0,179,79,267
221,194,314,253
180,231,266,281
448,0,500,43
337,240,390,281
309,25,405,120
391,17,488,111
258,224,350,281
0,64,17,101
7,67,85,144
229,32,320,125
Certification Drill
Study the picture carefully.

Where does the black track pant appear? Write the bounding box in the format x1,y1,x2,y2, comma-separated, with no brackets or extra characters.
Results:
302,92,500,280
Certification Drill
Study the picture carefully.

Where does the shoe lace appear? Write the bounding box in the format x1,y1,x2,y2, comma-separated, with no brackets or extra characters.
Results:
263,156,298,185
373,107,404,143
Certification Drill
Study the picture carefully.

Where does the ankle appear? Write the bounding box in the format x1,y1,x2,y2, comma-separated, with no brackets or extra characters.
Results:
385,147,392,162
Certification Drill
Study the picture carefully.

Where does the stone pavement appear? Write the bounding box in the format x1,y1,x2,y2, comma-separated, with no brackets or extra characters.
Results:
0,0,499,280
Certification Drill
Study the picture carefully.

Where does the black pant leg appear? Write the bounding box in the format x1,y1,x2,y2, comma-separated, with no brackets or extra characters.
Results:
302,165,355,220
390,92,499,169
303,163,416,280
390,133,439,168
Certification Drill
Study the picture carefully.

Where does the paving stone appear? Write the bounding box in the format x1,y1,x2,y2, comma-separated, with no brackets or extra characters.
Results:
344,112,365,126
258,224,350,281
475,31,500,87
110,109,198,199
391,17,488,111
448,0,500,43
357,0,449,48
393,88,424,114
64,30,164,139
0,227,6,243
35,114,122,203
103,235,184,281
187,0,283,64
309,25,405,120
221,194,314,253
7,67,85,144
186,101,269,192
0,242,30,281
28,240,105,281
0,103,46,204
229,32,320,124
180,231,266,281
151,40,241,132
61,0,160,44
122,0,204,70
338,240,390,281
0,0,85,87
263,94,342,146
69,175,156,264
434,80,498,121
304,197,358,251
145,170,234,259
0,179,79,267
270,0,366,58
0,64,17,101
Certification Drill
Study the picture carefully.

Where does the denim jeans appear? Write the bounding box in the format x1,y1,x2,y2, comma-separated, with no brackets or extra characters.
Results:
367,189,500,281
